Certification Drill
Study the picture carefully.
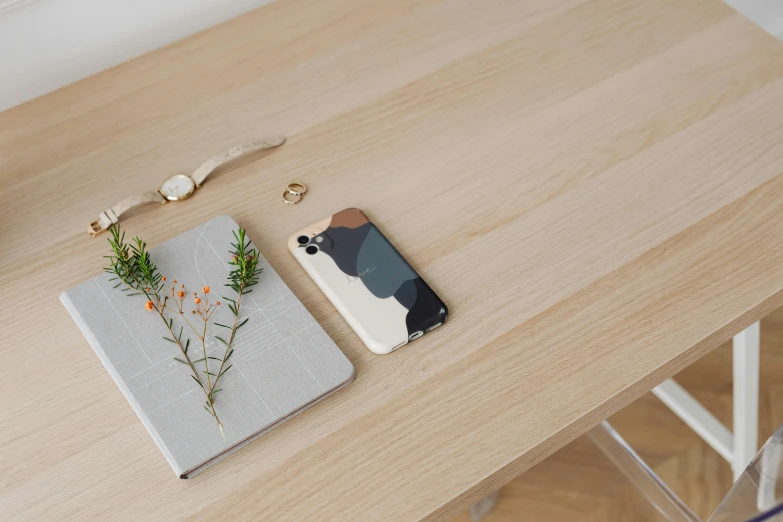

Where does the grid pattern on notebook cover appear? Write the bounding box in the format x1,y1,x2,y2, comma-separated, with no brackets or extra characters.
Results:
60,215,354,477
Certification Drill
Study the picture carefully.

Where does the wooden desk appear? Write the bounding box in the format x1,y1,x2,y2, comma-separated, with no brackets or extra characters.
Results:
3,0,783,519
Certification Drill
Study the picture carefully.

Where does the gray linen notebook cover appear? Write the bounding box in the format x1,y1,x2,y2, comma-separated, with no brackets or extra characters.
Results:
60,215,355,478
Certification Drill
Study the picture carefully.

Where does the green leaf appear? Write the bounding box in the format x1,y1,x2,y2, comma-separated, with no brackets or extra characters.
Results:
162,337,176,343
192,357,206,363
185,338,190,354
207,356,221,361
202,370,217,377
215,336,228,346
191,375,204,389
214,323,231,329
203,405,215,417
225,349,234,361
173,357,189,365
237,318,249,329
219,365,232,377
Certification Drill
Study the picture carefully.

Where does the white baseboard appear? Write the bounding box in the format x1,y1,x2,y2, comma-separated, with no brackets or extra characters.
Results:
0,0,275,112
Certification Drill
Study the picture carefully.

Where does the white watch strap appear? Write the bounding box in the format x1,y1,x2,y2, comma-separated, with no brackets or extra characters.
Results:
191,135,286,186
88,136,286,237
89,191,166,237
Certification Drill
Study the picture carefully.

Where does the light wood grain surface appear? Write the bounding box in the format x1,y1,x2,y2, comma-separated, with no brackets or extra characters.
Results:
2,0,783,520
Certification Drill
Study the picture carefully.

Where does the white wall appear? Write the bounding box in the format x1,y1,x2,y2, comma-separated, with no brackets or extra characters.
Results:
0,0,275,112
1,0,781,113
724,0,783,41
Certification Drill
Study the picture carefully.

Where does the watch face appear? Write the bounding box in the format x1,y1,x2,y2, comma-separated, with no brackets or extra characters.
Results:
159,174,196,201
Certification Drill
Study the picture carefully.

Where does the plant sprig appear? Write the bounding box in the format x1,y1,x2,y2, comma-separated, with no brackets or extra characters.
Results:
210,228,263,394
105,227,223,428
104,225,263,435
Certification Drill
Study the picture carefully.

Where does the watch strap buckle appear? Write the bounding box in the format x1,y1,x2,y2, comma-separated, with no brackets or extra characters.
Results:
88,221,105,237
87,210,118,237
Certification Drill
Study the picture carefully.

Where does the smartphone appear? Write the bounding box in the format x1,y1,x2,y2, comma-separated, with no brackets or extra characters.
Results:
288,208,447,354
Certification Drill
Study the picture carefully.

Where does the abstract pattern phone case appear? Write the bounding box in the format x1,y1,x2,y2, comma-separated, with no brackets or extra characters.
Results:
289,208,447,354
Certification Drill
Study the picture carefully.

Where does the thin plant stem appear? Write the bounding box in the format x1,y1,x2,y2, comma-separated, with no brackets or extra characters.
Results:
129,273,221,429
106,227,223,432
211,288,242,393
209,227,261,395
201,310,211,391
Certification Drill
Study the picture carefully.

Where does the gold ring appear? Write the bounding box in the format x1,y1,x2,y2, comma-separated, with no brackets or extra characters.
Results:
283,190,302,205
287,182,307,196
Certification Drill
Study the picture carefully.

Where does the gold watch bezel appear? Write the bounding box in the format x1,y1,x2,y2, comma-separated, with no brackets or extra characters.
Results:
159,174,196,201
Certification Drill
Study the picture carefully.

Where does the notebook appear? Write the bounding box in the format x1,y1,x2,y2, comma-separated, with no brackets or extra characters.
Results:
60,215,355,478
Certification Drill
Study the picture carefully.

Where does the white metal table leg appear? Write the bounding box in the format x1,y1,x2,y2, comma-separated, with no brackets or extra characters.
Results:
733,321,760,481
652,379,734,462
652,322,761,482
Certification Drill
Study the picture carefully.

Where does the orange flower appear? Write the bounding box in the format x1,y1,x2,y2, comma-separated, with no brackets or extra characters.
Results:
194,297,201,304
216,301,221,306
161,276,166,281
202,286,210,294
177,290,185,298
144,301,154,311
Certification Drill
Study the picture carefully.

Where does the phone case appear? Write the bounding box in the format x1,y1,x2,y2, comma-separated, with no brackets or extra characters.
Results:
288,208,447,354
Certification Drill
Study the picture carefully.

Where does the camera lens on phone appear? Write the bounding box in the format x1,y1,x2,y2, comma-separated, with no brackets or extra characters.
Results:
297,235,309,245
305,245,318,255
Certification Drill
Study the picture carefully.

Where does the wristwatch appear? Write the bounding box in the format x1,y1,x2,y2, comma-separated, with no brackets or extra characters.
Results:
88,136,286,236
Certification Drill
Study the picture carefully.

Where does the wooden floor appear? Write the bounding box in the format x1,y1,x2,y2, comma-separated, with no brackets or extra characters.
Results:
453,308,783,522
